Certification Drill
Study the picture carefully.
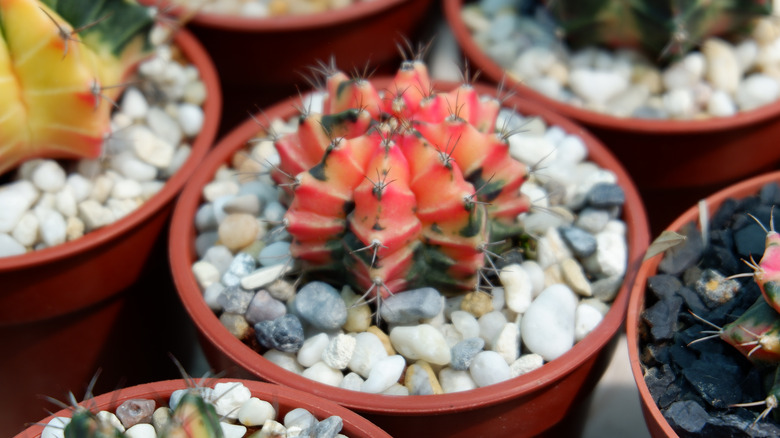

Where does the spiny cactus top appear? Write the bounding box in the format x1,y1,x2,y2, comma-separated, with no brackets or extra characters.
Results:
545,0,772,61
272,61,530,299
0,0,154,176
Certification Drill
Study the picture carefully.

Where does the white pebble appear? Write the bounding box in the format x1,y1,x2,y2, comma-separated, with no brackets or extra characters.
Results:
238,397,276,427
339,372,365,391
736,73,780,111
469,351,512,387
499,264,533,314
508,134,557,167
438,367,478,393
240,264,292,290
255,419,286,438
36,207,67,247
703,38,741,94
211,381,251,419
219,422,247,438
96,411,124,431
389,324,452,365
125,424,156,438
522,260,546,297
178,103,205,137
575,303,604,342
132,126,176,169
707,89,737,117
302,361,344,387
297,332,330,368
264,350,303,375
361,355,406,393
121,87,149,119
192,260,221,289
493,322,520,364
478,311,508,349
115,155,158,181
521,284,578,361
510,353,545,378
0,180,39,233
589,230,628,277
31,160,66,193
111,178,144,199
662,88,696,118
203,180,240,202
12,212,38,247
54,187,78,218
348,331,388,378
450,310,480,340
66,174,93,202
322,333,356,370
147,106,183,147
569,68,629,105
41,417,70,438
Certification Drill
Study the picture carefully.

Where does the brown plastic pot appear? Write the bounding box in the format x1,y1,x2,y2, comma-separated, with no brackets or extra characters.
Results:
626,170,780,438
142,0,436,133
0,29,221,437
169,78,651,437
15,378,391,438
444,0,780,232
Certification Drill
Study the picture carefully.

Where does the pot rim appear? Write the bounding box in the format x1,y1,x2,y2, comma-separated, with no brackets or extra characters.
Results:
626,170,780,438
15,378,391,438
145,0,413,32
0,28,222,272
169,77,650,414
443,0,780,135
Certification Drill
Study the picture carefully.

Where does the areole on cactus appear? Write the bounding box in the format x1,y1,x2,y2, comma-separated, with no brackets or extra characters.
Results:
544,0,772,61
271,59,530,301
0,0,155,176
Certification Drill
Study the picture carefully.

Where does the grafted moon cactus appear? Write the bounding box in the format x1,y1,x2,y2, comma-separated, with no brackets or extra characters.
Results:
0,0,154,176
545,0,772,61
273,61,530,298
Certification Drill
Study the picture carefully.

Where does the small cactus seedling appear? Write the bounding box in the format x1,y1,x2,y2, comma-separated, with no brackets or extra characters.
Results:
544,0,772,61
0,0,154,176
271,59,530,302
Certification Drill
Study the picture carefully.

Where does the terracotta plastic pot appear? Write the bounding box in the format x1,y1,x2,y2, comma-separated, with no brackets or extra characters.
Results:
15,378,391,438
0,29,221,437
169,78,651,437
143,0,436,133
626,170,780,438
443,0,780,233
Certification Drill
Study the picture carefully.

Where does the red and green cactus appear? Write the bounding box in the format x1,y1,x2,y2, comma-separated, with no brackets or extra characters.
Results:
0,0,154,176
544,0,772,61
272,60,530,299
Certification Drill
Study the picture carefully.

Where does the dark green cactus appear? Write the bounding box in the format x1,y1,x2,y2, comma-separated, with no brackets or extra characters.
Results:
544,0,772,61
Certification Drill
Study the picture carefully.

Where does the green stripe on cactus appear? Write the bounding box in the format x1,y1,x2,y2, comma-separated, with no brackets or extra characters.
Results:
41,0,154,57
764,281,780,312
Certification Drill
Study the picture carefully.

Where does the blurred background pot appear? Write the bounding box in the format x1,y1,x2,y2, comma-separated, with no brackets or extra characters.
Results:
443,0,780,235
627,171,780,438
143,0,436,135
168,78,651,437
15,378,391,438
0,28,221,436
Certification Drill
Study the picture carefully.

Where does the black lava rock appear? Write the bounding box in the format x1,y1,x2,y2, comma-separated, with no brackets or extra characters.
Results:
664,400,710,434
643,295,684,341
659,222,704,276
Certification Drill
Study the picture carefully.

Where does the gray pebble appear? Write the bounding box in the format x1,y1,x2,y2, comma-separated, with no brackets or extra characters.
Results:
559,225,597,257
195,231,219,258
591,276,623,302
245,289,287,325
379,287,443,324
574,207,610,234
586,183,625,208
221,271,241,288
450,337,485,371
264,201,287,223
202,245,234,274
228,252,257,277
239,180,278,206
255,314,305,352
194,203,217,232
313,415,343,438
258,241,291,267
217,286,254,314
292,282,347,330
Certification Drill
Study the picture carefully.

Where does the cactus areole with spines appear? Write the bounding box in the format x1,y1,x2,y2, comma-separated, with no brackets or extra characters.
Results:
273,61,530,300
0,0,154,176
